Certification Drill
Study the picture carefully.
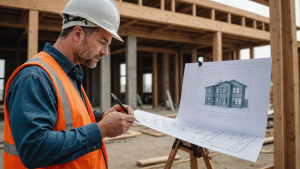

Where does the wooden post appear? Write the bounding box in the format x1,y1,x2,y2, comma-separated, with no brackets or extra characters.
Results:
152,52,158,107
171,0,175,13
213,31,222,61
262,22,265,31
192,4,196,17
174,52,179,105
250,45,254,59
228,51,232,60
165,54,169,91
253,20,257,29
233,50,237,60
211,9,215,20
191,49,197,63
227,13,231,23
270,0,300,169
138,0,142,6
179,52,183,92
241,17,246,27
27,10,39,60
161,0,164,10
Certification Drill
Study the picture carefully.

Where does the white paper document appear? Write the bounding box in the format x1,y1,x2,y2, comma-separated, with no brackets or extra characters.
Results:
134,58,272,162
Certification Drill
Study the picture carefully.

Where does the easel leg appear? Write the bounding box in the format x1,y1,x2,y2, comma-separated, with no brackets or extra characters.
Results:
164,139,180,169
190,152,200,169
200,147,214,169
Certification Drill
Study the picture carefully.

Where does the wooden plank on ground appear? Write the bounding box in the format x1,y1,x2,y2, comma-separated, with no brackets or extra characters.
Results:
164,114,177,118
137,155,181,166
132,122,143,127
142,153,221,169
260,165,274,169
260,149,273,154
139,129,166,137
103,130,142,142
263,137,274,144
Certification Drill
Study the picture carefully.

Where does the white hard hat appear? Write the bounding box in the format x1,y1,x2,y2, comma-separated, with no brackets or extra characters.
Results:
60,0,123,42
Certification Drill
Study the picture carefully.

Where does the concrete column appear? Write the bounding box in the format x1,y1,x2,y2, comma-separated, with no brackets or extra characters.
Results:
100,46,111,111
125,36,137,108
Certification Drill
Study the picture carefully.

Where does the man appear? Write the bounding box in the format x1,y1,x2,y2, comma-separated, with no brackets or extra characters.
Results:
3,0,136,168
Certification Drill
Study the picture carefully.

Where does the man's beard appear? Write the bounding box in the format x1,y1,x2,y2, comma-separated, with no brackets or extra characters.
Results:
73,39,102,68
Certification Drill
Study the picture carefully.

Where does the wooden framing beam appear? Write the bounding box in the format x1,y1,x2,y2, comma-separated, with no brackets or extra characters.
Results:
17,10,29,23
253,20,257,29
241,17,246,27
27,10,38,60
152,52,158,107
174,52,179,105
171,0,175,12
250,0,269,6
192,4,196,17
120,19,138,29
192,32,214,41
150,25,172,34
270,0,300,168
210,9,215,20
213,31,222,61
0,0,271,41
39,12,46,20
137,46,177,53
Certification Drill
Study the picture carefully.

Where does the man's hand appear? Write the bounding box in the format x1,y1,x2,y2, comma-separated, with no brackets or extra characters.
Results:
97,111,136,138
102,104,134,119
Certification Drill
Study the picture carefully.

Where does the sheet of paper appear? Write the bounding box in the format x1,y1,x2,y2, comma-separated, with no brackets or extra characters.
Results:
135,110,264,162
135,58,272,162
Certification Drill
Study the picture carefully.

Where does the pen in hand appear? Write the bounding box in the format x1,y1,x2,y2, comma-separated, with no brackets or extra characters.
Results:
111,93,139,122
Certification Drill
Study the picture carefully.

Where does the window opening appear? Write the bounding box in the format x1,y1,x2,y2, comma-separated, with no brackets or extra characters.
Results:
143,73,152,93
0,59,5,101
120,63,126,93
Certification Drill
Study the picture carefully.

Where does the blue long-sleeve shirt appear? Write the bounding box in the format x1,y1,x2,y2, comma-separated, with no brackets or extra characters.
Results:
6,43,105,168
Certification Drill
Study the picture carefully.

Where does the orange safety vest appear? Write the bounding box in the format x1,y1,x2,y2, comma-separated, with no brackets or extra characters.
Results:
3,52,108,169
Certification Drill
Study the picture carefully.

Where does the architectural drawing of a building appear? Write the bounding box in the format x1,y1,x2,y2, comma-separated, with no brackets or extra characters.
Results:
204,80,248,109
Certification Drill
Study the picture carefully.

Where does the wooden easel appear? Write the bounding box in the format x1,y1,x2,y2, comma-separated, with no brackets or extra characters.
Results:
164,138,214,169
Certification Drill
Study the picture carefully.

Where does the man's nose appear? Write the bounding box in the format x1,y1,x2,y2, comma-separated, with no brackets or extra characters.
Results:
100,46,108,56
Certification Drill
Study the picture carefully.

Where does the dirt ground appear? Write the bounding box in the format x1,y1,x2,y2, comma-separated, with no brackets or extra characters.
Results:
0,108,274,169
105,108,274,169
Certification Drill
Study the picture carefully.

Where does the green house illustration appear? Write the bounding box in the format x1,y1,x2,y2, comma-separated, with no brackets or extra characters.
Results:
204,80,248,109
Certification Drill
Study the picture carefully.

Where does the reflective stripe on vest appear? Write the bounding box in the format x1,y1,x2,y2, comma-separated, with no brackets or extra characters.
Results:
4,141,18,156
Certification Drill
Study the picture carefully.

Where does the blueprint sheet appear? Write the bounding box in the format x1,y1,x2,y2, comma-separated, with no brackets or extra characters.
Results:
135,58,272,162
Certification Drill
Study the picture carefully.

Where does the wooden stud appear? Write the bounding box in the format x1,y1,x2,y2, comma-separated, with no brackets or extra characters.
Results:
174,52,179,105
152,52,158,107
250,45,254,59
270,0,300,169
161,0,165,10
241,16,246,27
27,10,38,60
213,31,222,61
192,4,196,17
253,20,257,29
191,49,197,63
210,9,215,20
165,54,169,91
138,0,142,6
227,13,231,23
262,22,265,31
171,0,175,13
179,52,183,94
233,49,237,60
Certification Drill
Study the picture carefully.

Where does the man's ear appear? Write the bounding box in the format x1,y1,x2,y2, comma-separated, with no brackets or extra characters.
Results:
72,26,84,43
